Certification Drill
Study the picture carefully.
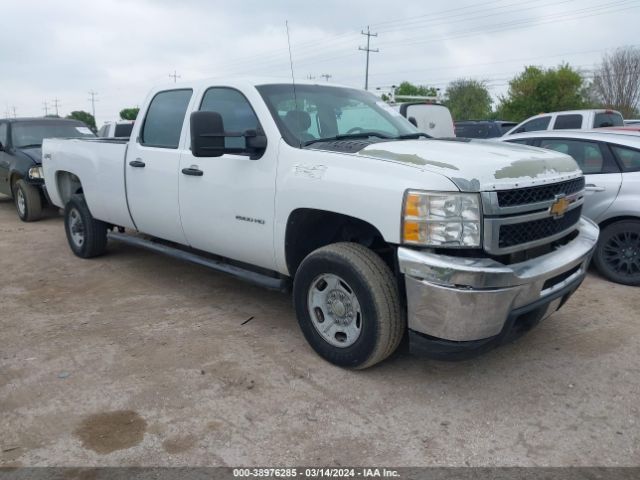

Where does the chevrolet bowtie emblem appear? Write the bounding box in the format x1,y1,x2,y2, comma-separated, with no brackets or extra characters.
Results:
550,195,570,218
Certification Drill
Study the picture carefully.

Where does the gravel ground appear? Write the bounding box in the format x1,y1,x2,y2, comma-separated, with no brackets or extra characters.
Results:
0,194,638,467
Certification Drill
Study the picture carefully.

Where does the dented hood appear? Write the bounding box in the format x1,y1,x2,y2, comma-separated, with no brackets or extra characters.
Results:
356,138,582,191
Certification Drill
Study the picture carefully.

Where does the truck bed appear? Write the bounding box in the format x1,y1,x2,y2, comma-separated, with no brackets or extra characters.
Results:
42,138,136,229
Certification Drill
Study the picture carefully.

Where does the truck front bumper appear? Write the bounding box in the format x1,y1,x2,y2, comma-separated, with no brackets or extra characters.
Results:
398,218,599,360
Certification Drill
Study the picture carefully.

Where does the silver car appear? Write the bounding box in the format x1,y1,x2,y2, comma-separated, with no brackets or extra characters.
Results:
497,130,640,285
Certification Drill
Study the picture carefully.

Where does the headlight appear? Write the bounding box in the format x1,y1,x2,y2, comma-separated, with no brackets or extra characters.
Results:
402,190,482,247
28,166,44,180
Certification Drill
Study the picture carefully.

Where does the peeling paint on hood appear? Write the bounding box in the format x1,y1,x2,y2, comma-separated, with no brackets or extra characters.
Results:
356,139,582,191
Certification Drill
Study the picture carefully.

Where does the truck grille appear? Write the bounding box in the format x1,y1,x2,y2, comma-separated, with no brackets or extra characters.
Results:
498,206,582,248
482,176,585,255
497,177,585,207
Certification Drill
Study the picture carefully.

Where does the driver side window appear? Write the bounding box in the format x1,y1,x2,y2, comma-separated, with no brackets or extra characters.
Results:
199,88,261,149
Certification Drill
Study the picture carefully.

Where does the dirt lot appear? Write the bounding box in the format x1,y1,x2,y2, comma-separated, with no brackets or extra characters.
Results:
0,194,638,467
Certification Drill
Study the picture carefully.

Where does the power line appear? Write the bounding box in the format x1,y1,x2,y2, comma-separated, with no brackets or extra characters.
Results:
52,98,61,117
169,70,181,83
359,26,378,90
88,91,98,119
43,101,49,116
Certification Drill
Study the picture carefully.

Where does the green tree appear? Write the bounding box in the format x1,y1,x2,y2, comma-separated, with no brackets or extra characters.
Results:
394,81,438,98
444,79,492,120
497,64,589,121
66,111,96,131
120,108,140,121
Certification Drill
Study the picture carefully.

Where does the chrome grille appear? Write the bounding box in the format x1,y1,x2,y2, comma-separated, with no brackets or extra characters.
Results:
497,177,585,207
499,206,582,248
482,175,585,255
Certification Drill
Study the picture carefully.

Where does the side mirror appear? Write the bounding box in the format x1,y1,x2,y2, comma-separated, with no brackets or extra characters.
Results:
190,111,225,158
190,111,267,160
408,116,418,127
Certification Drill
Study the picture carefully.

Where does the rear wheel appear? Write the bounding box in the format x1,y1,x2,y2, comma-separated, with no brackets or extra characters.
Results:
293,242,404,369
64,194,108,258
13,179,42,222
593,220,640,286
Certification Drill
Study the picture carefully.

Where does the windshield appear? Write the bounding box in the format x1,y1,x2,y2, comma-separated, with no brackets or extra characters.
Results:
11,121,95,148
256,84,419,147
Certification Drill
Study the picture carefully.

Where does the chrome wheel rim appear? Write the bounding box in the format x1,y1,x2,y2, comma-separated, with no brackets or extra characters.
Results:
603,230,640,278
68,208,85,248
307,273,362,348
16,188,26,216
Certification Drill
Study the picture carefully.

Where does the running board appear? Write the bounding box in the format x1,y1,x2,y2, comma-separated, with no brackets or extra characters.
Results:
107,231,288,291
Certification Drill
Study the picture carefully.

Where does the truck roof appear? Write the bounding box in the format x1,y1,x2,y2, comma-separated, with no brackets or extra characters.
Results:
150,76,354,92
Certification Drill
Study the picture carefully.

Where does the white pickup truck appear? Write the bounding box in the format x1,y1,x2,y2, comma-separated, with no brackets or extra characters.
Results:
42,78,599,368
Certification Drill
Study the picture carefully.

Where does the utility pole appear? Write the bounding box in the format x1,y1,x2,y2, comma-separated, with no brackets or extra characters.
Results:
169,70,181,83
43,101,49,116
320,74,332,82
88,91,98,119
306,74,316,80
52,98,61,117
12,106,17,118
358,26,378,91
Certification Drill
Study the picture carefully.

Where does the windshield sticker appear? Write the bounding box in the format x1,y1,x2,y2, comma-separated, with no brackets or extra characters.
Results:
76,127,93,134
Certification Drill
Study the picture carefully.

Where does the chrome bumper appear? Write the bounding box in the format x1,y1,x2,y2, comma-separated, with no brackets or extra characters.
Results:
398,218,599,342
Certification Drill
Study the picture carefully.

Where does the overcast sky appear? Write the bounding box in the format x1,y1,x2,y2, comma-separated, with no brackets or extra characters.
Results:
1,0,638,125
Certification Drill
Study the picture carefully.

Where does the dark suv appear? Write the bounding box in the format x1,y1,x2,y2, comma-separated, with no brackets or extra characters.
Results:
454,120,517,139
0,118,95,221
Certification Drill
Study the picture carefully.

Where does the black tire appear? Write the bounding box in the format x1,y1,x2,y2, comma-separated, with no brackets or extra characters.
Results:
64,194,108,258
593,220,640,286
293,242,404,369
13,179,42,222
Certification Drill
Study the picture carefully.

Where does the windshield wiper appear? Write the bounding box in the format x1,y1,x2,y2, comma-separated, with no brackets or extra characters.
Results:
394,132,431,140
302,131,392,147
17,144,42,149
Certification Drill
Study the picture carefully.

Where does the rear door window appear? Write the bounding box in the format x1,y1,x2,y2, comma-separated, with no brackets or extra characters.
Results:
141,89,193,148
553,114,582,130
594,112,624,128
538,139,618,174
610,145,640,171
513,116,551,134
114,123,133,138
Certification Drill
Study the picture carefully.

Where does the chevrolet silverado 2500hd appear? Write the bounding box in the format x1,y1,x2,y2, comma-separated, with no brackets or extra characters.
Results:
42,79,599,368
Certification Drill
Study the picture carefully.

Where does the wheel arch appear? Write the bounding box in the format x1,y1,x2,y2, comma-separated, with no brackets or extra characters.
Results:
284,208,395,277
599,215,640,230
55,171,84,206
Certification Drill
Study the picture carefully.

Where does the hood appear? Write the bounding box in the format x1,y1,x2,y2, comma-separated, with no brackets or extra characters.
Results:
356,139,581,191
15,147,42,165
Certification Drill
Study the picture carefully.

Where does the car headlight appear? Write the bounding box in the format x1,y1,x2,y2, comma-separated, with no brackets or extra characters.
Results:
28,166,44,180
402,190,482,247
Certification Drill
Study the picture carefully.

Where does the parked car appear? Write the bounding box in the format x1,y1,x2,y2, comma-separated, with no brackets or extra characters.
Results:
0,117,95,221
454,120,517,139
497,130,639,285
392,101,455,137
43,79,597,368
504,109,624,136
97,120,134,138
624,119,640,126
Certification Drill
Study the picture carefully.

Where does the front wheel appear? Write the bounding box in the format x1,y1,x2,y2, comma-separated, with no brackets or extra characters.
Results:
64,194,108,258
293,242,404,369
593,220,640,286
13,179,42,222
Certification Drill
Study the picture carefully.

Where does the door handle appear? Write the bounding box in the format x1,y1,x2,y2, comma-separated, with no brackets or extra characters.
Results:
182,167,204,176
585,184,605,192
129,159,146,168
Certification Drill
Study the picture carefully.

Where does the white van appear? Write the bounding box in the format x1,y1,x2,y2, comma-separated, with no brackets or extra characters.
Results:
504,109,624,136
392,101,455,138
